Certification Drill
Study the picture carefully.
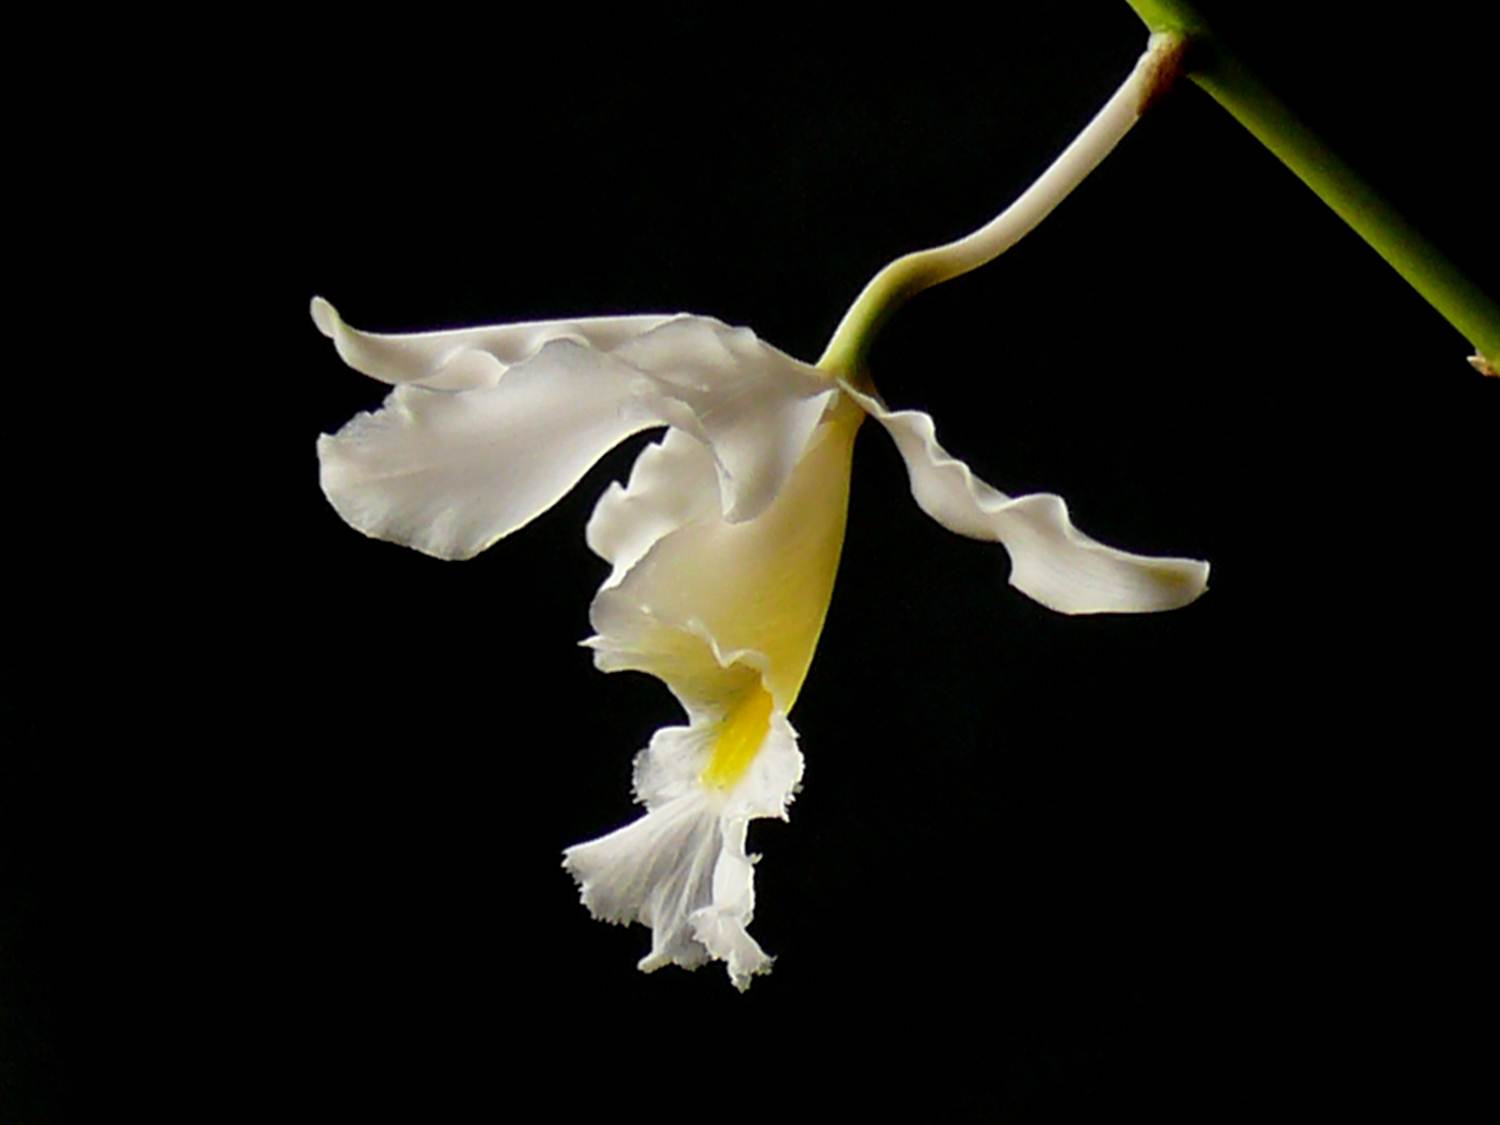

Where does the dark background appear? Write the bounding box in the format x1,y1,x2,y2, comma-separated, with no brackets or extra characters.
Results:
5,2,1495,1119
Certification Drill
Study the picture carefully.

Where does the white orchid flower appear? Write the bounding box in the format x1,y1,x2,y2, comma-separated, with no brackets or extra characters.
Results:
312,35,1203,989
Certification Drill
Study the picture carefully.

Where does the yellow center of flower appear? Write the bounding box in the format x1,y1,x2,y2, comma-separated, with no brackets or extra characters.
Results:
702,685,774,790
693,399,864,791
616,393,863,793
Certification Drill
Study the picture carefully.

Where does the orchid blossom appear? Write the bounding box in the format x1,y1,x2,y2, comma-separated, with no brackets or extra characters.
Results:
312,35,1205,989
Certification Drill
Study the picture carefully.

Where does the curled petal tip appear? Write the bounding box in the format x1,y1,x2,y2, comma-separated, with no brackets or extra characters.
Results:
310,295,338,338
1130,556,1211,613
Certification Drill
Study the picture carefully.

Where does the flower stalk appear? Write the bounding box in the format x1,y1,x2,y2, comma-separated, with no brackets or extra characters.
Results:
816,32,1188,378
1123,0,1500,372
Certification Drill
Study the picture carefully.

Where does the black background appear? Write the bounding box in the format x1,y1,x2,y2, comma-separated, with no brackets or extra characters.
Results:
5,1,1496,1119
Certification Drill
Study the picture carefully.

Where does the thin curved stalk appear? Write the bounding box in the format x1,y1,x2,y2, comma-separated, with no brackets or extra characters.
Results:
817,33,1187,377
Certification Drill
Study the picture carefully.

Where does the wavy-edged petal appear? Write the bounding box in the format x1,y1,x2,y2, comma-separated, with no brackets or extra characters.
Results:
314,301,838,558
844,384,1208,614
585,427,722,591
563,709,803,991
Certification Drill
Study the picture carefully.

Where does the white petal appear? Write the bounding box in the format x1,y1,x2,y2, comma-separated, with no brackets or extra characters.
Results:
585,427,721,591
564,776,720,974
563,711,803,990
318,338,662,559
613,318,834,522
688,809,777,990
315,303,837,558
310,295,675,391
844,384,1209,614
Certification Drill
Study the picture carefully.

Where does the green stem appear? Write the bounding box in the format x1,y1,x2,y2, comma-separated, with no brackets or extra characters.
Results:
1123,0,1500,369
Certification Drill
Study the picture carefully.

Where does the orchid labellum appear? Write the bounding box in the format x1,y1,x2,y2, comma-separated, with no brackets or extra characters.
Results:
312,35,1206,988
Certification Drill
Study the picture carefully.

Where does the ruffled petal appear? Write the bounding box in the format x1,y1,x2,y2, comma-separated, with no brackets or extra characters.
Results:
844,384,1208,614
314,301,837,558
585,427,721,591
563,710,803,991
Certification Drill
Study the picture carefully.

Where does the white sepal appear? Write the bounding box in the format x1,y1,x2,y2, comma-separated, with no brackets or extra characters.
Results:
844,383,1209,614
311,295,674,391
